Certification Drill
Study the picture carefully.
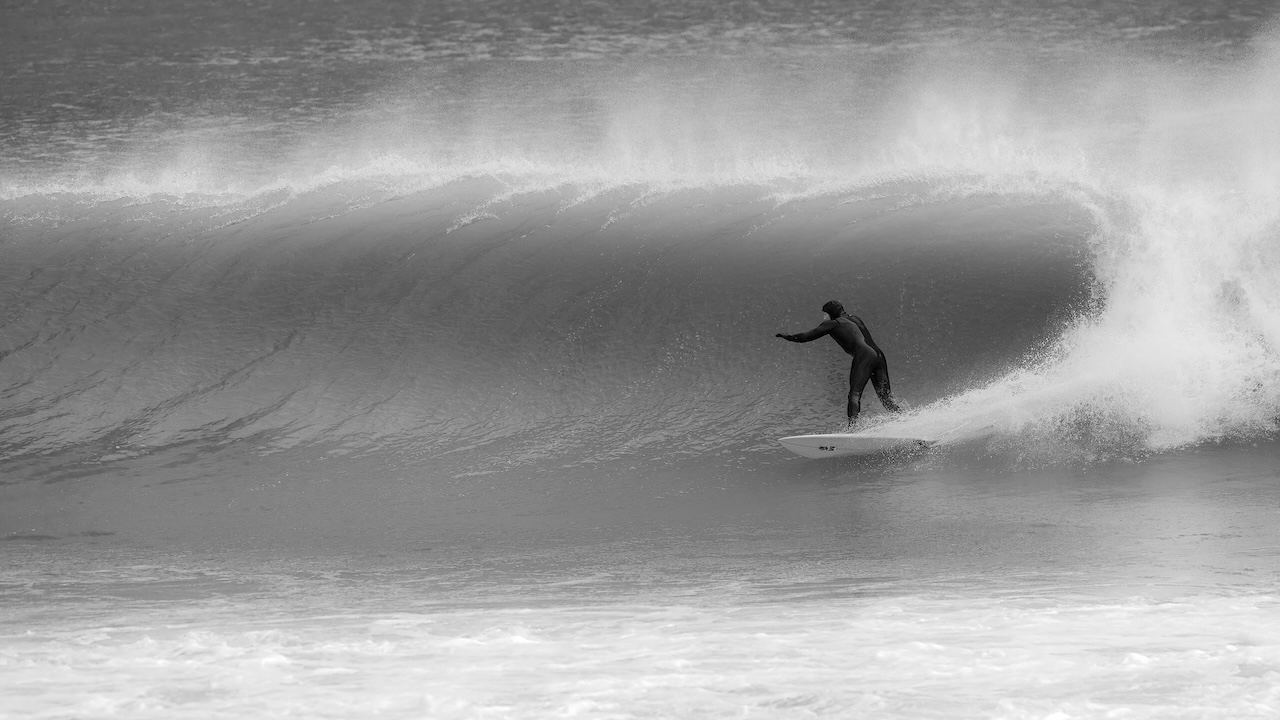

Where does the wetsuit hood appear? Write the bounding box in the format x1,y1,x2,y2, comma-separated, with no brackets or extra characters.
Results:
821,301,845,318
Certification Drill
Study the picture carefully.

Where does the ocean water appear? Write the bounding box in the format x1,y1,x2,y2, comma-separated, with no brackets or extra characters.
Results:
4,0,1280,717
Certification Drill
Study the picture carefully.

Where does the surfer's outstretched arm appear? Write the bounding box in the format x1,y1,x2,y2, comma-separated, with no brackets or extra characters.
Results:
776,320,837,343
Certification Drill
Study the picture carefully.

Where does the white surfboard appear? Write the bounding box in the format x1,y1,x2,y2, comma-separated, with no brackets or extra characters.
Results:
778,433,932,459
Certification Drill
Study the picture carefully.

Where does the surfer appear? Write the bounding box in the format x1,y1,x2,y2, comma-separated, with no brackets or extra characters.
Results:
776,300,902,425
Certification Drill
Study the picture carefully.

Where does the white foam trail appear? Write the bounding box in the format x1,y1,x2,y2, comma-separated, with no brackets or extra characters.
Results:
8,587,1280,720
853,30,1280,454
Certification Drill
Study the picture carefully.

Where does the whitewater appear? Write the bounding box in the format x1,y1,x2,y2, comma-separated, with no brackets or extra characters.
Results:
3,1,1280,717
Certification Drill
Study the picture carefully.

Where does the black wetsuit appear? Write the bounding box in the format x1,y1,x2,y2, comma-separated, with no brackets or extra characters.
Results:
778,314,901,422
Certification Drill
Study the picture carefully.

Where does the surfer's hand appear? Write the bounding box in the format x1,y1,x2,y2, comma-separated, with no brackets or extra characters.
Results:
776,333,793,341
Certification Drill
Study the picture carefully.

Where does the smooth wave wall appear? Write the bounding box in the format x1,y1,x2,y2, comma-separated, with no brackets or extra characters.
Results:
0,180,1093,470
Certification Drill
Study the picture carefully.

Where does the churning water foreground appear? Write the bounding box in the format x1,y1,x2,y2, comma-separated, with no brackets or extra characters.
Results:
3,1,1280,717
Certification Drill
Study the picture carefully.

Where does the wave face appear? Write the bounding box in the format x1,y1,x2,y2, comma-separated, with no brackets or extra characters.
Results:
0,181,1092,466
2,2,1280,491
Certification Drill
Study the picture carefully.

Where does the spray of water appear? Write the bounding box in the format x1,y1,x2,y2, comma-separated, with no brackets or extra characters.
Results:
868,29,1280,456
